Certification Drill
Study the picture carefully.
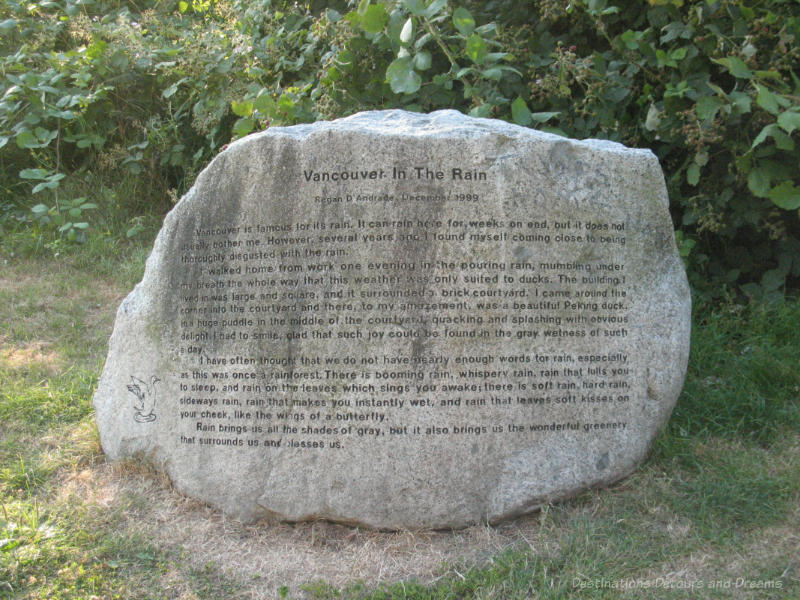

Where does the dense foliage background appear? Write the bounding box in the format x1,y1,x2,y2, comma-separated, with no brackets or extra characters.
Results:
1,0,799,300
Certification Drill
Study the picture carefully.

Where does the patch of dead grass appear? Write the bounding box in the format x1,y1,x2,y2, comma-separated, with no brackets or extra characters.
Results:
623,506,799,599
45,433,800,599
55,457,552,599
0,338,64,373
0,259,44,294
1,258,128,368
621,437,800,599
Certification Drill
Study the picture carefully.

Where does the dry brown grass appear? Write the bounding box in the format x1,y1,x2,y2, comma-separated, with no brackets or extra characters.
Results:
620,438,800,599
55,455,551,598
6,255,796,599
49,427,799,598
0,338,64,372
0,257,126,371
623,506,799,599
1,256,546,597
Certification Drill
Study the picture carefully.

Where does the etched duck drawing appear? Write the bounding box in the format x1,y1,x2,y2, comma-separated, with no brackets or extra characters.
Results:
127,375,160,423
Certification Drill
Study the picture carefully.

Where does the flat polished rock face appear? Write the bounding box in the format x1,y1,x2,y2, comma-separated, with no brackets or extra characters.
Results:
94,110,690,529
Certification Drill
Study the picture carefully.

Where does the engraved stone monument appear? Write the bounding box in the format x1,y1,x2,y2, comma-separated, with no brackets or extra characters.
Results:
93,110,690,529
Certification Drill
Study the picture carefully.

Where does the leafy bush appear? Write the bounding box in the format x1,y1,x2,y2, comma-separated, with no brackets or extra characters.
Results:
290,0,800,300
504,0,800,301
1,0,798,299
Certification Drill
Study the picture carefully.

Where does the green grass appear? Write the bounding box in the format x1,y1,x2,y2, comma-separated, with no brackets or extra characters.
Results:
0,232,798,599
663,300,800,446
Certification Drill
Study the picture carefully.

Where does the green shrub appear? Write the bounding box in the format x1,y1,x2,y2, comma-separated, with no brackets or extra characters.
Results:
287,0,800,299
2,0,798,298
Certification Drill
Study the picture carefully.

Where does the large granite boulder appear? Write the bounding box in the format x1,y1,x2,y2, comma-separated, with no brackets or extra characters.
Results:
94,110,690,529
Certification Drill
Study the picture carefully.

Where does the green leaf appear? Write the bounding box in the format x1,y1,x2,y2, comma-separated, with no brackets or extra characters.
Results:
50,109,76,120
360,4,388,33
669,47,687,62
231,100,254,117
605,87,629,103
740,282,761,299
496,64,522,77
712,57,752,79
482,67,502,80
511,96,532,126
423,0,447,19
752,124,795,151
694,150,709,167
86,39,108,60
729,91,751,114
232,117,254,137
541,126,569,138
69,207,82,218
401,0,425,16
755,84,781,115
73,222,90,230
253,94,275,112
76,134,105,149
465,34,487,64
413,51,432,71
696,96,724,121
277,95,295,115
768,181,800,210
0,18,18,31
357,0,370,16
485,52,509,64
645,104,661,131
16,131,45,149
32,180,60,194
129,140,149,151
530,112,559,124
452,7,475,36
747,167,771,198
31,204,49,216
399,17,413,44
754,69,781,80
414,32,432,49
386,57,421,94
178,1,189,13
19,168,50,180
761,269,785,292
686,163,700,186
620,29,641,50
777,110,800,135
163,83,179,99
